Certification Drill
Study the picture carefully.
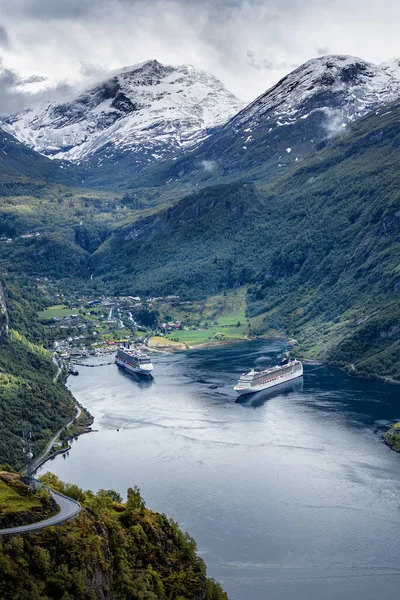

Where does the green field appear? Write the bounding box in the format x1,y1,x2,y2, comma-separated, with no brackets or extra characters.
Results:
149,336,185,348
167,327,248,346
165,287,249,346
99,328,132,341
38,306,79,320
0,476,43,515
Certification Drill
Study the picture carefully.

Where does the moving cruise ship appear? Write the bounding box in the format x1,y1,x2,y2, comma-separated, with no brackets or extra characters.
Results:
234,357,303,396
115,347,154,376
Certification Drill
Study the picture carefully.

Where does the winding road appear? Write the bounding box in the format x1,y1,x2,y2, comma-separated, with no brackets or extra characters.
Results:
30,404,82,473
0,487,81,536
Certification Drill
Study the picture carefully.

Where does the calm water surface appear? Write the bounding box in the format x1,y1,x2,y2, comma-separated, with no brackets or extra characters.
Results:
38,341,400,600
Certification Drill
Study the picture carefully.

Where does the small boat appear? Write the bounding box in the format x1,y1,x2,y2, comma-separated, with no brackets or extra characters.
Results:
234,357,303,396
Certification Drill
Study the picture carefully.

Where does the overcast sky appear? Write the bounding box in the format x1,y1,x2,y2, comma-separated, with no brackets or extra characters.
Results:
0,0,399,113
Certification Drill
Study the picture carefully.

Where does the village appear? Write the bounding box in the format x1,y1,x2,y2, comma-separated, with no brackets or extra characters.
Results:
37,284,254,359
39,292,189,359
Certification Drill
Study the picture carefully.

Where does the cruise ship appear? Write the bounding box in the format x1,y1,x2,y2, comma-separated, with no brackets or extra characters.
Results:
115,347,154,376
234,357,303,396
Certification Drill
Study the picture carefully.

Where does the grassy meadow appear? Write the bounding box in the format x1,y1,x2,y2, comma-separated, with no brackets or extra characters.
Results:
164,287,250,346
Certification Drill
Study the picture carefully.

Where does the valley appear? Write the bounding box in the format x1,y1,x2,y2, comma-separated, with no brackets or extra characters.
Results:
1,47,400,600
35,285,254,356
1,60,400,382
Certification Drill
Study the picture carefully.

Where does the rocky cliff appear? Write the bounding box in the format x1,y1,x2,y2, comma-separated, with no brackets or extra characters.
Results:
0,282,8,339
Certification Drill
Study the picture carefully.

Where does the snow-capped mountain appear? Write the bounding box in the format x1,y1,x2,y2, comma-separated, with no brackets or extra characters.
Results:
164,55,400,183
232,54,400,131
1,60,244,169
4,54,400,189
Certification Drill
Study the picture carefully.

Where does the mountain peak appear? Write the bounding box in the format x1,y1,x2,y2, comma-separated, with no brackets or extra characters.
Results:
228,54,400,133
1,60,245,167
112,58,164,75
166,53,400,187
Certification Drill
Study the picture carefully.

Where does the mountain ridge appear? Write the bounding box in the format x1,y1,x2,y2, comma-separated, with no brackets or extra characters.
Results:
1,59,244,173
5,54,400,193
139,54,400,188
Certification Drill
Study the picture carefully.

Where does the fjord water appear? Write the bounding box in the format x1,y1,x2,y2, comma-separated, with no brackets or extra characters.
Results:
39,341,400,600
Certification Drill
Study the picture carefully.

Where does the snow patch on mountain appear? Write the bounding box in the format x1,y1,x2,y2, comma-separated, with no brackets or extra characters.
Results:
227,55,400,143
1,60,245,166
381,58,400,81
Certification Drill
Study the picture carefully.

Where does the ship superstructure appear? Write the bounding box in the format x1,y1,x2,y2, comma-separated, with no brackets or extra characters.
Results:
234,357,303,396
115,346,154,376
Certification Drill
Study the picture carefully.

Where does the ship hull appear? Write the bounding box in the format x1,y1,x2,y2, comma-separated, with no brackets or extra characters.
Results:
236,377,304,406
115,356,153,376
234,369,303,396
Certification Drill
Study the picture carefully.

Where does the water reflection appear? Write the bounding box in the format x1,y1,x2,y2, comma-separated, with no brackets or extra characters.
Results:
118,367,155,388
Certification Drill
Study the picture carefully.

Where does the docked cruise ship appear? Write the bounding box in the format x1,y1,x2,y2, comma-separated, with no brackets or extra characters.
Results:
234,357,303,396
115,347,154,376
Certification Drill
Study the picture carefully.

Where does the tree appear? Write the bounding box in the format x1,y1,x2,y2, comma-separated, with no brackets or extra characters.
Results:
99,489,122,503
127,485,146,512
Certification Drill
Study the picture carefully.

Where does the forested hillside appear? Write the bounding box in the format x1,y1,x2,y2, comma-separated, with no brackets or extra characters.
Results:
93,182,263,296
248,100,400,377
0,472,227,600
0,174,128,278
0,280,76,468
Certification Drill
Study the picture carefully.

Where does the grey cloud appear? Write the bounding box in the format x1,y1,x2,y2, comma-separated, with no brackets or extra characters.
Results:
246,50,299,72
5,0,100,20
316,46,330,56
79,62,110,81
17,74,48,86
0,25,9,48
201,160,217,173
0,0,152,21
0,59,74,115
0,0,399,107
322,107,347,138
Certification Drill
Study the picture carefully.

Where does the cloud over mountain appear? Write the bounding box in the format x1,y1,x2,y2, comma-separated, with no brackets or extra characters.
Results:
1,0,400,105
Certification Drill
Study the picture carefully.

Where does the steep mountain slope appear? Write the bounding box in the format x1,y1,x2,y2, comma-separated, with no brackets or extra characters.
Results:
0,128,77,182
93,182,263,296
0,281,77,469
93,99,400,379
2,60,244,177
5,54,400,193
134,55,400,189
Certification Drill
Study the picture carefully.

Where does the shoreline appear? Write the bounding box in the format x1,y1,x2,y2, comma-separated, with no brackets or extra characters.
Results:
146,333,400,386
383,423,400,454
32,400,95,475
146,334,282,352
